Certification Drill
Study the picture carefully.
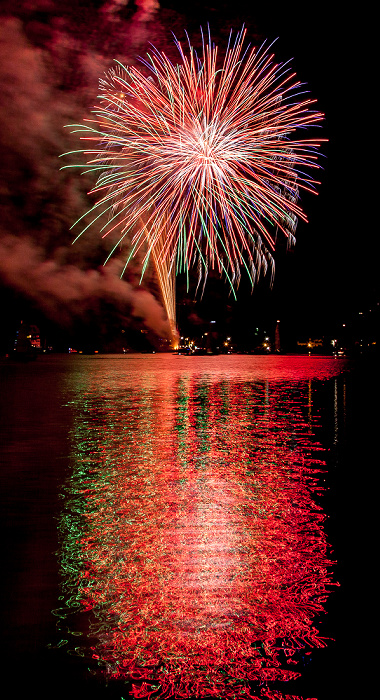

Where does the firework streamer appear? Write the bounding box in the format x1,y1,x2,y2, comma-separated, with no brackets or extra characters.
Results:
62,27,324,339
145,220,178,345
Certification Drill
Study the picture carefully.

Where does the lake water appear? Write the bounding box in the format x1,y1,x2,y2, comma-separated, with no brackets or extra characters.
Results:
1,354,374,700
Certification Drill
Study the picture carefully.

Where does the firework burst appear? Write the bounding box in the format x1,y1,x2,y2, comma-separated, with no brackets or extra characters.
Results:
63,27,324,332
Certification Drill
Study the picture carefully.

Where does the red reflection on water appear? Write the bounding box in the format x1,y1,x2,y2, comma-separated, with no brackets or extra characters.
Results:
57,358,339,699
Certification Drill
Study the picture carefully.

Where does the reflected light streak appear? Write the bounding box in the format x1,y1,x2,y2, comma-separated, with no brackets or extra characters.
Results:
56,360,337,699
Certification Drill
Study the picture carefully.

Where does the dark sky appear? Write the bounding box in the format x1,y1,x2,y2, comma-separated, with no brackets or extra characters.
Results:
0,1,375,349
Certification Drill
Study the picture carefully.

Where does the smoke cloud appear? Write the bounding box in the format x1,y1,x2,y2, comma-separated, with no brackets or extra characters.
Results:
0,236,169,337
101,0,159,23
134,0,160,22
0,3,170,346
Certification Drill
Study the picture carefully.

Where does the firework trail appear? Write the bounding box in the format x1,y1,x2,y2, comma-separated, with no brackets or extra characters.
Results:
63,27,324,336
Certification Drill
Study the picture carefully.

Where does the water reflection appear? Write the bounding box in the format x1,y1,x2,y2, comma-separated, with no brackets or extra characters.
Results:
56,356,344,699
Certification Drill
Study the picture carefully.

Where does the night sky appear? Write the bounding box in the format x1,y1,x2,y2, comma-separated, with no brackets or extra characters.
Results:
0,1,375,351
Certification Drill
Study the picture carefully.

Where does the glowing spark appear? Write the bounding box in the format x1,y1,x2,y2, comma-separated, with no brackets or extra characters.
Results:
63,27,325,336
